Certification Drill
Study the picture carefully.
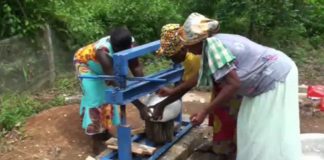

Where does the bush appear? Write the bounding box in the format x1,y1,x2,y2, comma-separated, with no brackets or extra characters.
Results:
2,0,323,53
98,0,183,44
0,0,51,38
142,57,172,75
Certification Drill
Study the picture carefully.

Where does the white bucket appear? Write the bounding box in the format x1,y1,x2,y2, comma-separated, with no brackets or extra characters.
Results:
143,94,182,122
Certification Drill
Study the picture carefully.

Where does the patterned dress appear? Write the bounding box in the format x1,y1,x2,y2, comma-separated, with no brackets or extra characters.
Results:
74,36,129,135
182,51,240,155
209,85,241,155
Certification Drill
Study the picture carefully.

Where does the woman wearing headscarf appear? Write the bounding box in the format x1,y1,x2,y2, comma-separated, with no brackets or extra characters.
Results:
152,24,241,159
179,13,301,160
73,27,148,154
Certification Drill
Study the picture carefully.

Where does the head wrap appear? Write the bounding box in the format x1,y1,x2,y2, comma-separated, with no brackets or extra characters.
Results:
179,12,220,45
156,24,183,57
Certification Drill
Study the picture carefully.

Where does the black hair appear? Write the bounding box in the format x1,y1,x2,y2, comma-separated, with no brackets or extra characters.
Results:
110,27,132,52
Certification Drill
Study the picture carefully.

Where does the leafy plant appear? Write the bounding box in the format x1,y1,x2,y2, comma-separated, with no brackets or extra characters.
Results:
99,0,182,44
0,0,50,38
0,93,41,130
142,57,172,75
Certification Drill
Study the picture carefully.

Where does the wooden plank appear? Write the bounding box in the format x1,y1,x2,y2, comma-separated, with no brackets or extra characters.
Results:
131,127,145,135
106,138,156,156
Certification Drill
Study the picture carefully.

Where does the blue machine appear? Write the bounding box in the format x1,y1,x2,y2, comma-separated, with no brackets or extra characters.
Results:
80,40,192,160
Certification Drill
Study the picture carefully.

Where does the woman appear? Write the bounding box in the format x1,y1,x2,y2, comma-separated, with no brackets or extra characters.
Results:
180,13,302,160
73,27,147,154
152,24,241,159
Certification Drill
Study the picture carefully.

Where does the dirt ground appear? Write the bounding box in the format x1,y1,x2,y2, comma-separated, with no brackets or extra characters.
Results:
1,91,324,160
0,104,144,160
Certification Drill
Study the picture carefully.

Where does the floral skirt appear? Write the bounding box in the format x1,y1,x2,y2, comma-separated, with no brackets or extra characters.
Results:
208,85,241,155
81,104,114,135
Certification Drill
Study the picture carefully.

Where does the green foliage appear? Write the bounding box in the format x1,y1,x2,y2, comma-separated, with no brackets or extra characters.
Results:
0,0,183,49
49,1,108,48
1,0,323,54
95,0,182,44
0,0,50,38
203,0,324,62
142,57,172,75
0,93,41,130
175,0,217,18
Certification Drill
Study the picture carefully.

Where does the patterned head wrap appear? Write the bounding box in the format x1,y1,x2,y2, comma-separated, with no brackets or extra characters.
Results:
156,24,183,57
179,13,220,45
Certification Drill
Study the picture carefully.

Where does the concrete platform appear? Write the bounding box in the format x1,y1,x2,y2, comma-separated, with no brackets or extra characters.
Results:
187,152,222,160
158,125,211,160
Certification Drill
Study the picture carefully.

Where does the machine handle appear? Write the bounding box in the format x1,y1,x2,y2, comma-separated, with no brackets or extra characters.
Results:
127,77,166,82
79,75,115,80
79,75,166,82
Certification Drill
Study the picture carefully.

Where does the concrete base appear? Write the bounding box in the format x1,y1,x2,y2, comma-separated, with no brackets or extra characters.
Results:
187,152,225,160
158,115,212,160
158,125,211,160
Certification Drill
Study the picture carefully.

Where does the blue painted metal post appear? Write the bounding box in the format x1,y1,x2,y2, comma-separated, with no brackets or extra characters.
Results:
117,125,132,160
117,71,132,159
173,64,183,123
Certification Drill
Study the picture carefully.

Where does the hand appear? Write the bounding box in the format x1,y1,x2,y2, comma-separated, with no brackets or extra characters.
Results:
105,80,118,87
190,110,208,126
150,105,165,120
156,87,174,97
139,107,152,121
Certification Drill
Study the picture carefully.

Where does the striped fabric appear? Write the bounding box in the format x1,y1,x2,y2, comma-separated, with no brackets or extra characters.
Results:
197,37,236,86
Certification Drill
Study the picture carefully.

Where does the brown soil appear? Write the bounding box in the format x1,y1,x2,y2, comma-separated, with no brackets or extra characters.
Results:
0,104,143,160
300,113,324,133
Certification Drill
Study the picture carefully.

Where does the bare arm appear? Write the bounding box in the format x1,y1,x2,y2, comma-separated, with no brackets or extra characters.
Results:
129,58,144,77
191,70,240,125
95,48,117,86
150,74,198,120
129,41,144,77
96,48,114,75
157,74,198,108
131,99,151,120
204,70,240,113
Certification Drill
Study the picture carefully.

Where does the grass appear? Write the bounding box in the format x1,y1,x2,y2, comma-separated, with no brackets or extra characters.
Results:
0,94,42,130
52,73,80,95
0,74,80,132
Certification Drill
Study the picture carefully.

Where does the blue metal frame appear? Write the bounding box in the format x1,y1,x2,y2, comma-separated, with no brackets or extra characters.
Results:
113,40,160,76
80,40,192,160
105,67,184,105
118,126,132,159
102,122,192,160
79,75,167,82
